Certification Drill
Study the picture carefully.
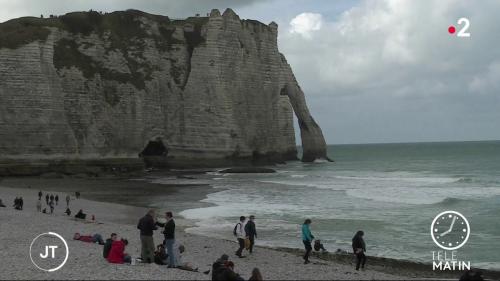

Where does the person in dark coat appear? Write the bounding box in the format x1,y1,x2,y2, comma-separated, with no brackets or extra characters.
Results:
55,195,59,205
244,215,257,253
352,230,367,270
211,254,229,281
19,197,24,210
50,194,54,202
38,191,43,200
137,209,158,263
45,194,49,205
75,209,86,219
156,211,176,267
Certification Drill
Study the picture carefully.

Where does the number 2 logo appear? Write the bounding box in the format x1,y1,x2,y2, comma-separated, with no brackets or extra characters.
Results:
457,18,470,37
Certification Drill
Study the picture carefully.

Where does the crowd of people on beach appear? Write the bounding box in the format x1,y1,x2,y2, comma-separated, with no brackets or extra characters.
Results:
0,189,488,281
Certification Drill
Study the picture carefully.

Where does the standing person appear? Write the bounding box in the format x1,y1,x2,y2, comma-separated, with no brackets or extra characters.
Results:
55,195,59,205
19,197,24,210
49,200,54,214
352,230,366,271
38,191,42,200
45,194,49,205
302,219,314,264
65,195,70,207
245,215,257,254
137,209,158,263
158,211,176,268
233,216,246,258
75,191,80,199
36,199,42,212
49,194,54,204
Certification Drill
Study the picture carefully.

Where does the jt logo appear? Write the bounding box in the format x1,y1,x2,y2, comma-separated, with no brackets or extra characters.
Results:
40,246,58,259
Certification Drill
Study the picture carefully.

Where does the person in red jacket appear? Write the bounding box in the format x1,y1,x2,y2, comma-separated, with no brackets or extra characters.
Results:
73,233,105,245
107,239,132,264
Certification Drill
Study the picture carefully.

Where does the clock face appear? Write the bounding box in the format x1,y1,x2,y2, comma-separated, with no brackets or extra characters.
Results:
431,211,470,250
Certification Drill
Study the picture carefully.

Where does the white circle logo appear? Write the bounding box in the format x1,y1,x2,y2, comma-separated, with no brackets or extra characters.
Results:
431,211,470,251
29,232,69,272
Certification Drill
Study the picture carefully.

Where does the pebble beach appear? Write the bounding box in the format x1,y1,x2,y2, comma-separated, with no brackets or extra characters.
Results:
0,185,407,280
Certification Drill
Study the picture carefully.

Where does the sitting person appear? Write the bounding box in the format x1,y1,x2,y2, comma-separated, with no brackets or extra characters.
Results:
107,239,132,264
168,244,198,272
13,197,22,210
65,208,71,216
314,240,328,252
154,244,168,265
73,233,105,245
249,268,263,281
0,199,5,207
75,209,86,219
214,261,244,281
103,233,118,259
212,254,229,280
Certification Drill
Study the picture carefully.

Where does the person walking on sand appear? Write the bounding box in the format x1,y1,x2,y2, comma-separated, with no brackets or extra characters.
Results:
234,216,246,258
66,195,70,207
19,197,24,210
55,195,59,205
36,199,42,212
137,209,158,263
157,211,176,267
352,230,367,270
49,194,54,204
45,194,49,205
49,200,54,214
38,190,42,200
245,215,257,254
302,219,315,264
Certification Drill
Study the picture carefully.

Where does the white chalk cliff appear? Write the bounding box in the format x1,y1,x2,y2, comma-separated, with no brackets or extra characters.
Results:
0,9,328,173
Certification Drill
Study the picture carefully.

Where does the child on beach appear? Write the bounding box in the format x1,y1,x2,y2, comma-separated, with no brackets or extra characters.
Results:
314,240,328,253
352,230,367,270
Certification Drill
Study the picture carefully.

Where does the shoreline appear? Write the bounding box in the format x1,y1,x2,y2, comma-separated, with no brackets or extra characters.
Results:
0,178,498,280
0,184,404,280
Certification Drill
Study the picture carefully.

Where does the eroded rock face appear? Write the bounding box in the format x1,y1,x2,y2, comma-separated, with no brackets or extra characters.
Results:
0,9,328,171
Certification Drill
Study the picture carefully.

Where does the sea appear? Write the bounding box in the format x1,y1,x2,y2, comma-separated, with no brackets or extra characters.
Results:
170,141,500,269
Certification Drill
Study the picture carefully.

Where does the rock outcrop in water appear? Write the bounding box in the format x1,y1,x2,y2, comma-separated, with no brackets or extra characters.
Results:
0,9,328,174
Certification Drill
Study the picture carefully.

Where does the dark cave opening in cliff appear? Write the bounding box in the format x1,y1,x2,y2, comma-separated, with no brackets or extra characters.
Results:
139,140,168,168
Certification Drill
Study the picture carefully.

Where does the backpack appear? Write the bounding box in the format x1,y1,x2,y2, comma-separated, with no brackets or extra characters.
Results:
233,223,241,236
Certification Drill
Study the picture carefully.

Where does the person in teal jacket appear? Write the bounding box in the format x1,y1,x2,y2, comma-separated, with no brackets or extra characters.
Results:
302,219,315,264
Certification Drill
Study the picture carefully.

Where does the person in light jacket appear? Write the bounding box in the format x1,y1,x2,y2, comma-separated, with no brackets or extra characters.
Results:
234,216,246,258
302,219,315,264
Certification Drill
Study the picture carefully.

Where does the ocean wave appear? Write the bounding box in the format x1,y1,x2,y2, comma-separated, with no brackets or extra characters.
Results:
345,186,500,205
333,175,459,184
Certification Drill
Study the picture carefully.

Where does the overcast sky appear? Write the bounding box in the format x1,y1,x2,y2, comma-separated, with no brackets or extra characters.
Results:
1,0,499,144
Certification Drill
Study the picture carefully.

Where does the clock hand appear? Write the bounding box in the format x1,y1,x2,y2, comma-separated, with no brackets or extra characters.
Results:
448,216,457,232
440,229,450,236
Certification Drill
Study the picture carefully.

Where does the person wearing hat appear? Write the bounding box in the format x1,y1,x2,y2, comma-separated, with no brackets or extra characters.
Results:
245,215,257,254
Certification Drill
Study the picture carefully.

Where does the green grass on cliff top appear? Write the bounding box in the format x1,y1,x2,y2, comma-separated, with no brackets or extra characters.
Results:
0,10,209,49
